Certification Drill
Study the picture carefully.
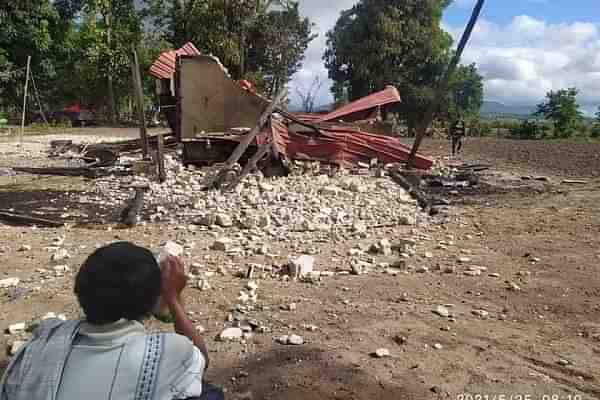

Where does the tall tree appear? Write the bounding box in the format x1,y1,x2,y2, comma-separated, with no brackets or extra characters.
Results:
446,63,484,120
295,76,324,112
245,2,316,95
535,88,582,138
75,0,142,122
143,0,315,93
324,0,479,133
0,1,62,109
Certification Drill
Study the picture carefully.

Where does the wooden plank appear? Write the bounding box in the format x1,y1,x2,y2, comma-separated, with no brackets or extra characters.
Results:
131,48,149,159
389,170,431,211
206,87,288,189
224,143,272,191
156,133,167,183
0,212,64,228
12,167,131,178
407,0,485,168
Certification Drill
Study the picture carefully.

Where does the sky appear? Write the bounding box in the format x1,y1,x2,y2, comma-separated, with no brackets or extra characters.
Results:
290,0,600,112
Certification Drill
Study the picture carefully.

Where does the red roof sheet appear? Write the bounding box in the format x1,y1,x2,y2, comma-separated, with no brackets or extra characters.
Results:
270,118,433,170
149,42,201,80
318,86,401,123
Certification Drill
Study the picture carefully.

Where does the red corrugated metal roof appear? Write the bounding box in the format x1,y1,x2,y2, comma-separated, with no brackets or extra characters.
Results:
319,85,401,123
270,118,433,170
149,42,201,80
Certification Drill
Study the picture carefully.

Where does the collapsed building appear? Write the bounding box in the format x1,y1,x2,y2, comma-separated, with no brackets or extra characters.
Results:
149,43,434,173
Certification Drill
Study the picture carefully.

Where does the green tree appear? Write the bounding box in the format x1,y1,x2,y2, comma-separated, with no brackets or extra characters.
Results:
73,0,142,123
245,2,316,95
590,105,600,138
0,1,63,109
535,88,583,138
446,63,484,121
324,0,459,134
144,0,315,93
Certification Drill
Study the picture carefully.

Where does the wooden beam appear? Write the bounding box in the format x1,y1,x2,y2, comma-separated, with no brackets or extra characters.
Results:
19,55,31,145
131,48,149,159
407,0,485,168
0,211,63,228
206,87,288,189
156,133,166,183
224,143,272,191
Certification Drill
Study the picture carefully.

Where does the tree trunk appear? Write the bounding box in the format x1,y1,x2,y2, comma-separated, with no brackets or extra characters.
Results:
106,7,117,125
239,29,246,78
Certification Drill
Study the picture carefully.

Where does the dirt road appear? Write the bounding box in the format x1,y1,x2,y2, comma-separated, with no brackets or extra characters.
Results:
0,132,599,399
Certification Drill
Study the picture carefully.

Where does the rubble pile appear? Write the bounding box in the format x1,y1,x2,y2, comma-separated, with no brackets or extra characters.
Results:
85,155,420,233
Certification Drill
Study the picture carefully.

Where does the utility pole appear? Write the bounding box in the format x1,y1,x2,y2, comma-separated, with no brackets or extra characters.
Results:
19,55,31,145
406,0,485,168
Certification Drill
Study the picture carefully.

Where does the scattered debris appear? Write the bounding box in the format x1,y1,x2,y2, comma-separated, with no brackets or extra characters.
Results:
373,348,391,358
211,238,232,252
0,278,20,288
9,340,26,356
219,327,244,342
288,255,315,279
433,305,450,318
472,309,490,319
8,322,26,335
277,334,304,345
0,211,64,228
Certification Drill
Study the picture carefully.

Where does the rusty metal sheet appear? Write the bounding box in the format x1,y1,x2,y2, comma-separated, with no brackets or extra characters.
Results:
270,118,433,170
149,42,201,80
319,86,401,122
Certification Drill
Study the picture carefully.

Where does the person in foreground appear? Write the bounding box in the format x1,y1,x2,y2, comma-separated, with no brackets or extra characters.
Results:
0,241,223,400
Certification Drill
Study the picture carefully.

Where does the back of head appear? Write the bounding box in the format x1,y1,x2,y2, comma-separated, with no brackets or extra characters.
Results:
75,242,161,325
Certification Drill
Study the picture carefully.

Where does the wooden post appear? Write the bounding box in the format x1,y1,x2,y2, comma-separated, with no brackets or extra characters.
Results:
131,48,149,159
225,143,271,191
156,133,166,183
19,56,31,145
407,0,485,168
206,87,288,189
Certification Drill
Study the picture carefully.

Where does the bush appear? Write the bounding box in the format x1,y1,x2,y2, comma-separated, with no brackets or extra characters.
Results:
591,124,600,138
510,120,539,139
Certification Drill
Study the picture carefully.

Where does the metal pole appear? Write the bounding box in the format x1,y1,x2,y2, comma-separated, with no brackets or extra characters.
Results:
19,55,31,144
407,0,485,168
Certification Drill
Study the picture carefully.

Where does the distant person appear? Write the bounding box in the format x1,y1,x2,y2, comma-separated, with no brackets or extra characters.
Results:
0,242,223,400
449,119,466,156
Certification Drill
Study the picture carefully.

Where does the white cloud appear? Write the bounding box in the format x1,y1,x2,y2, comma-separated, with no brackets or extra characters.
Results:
289,0,357,108
447,16,600,109
291,2,600,112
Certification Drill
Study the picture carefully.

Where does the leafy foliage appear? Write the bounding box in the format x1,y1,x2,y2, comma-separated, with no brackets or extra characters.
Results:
446,63,484,120
1,0,313,122
143,0,315,94
535,88,583,138
323,0,482,133
510,120,539,139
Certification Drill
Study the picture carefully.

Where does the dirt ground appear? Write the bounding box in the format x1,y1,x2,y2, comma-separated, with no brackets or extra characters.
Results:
1,130,599,399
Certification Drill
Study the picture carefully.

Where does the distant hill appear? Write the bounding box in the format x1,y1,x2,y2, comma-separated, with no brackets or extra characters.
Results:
480,101,536,119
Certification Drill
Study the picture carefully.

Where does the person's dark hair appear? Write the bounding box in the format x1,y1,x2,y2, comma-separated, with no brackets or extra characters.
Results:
75,242,161,325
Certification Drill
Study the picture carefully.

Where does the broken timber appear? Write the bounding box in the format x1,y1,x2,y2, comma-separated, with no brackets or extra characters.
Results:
131,48,150,158
12,167,131,179
156,133,167,183
224,143,272,191
205,87,288,189
389,170,431,212
0,211,64,228
120,188,145,227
